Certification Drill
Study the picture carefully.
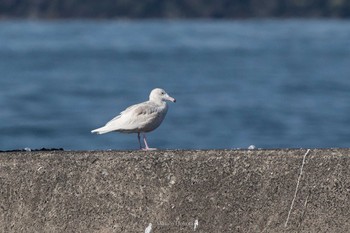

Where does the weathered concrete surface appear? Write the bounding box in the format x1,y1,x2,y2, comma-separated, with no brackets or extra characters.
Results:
1,149,350,232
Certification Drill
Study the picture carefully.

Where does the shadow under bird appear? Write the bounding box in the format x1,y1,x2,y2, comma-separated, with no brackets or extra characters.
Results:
91,88,176,150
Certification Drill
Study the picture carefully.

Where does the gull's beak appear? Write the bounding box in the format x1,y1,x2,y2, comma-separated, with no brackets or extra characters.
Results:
166,94,176,103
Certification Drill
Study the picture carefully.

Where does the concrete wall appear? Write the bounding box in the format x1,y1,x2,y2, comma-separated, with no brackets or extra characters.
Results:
1,149,350,232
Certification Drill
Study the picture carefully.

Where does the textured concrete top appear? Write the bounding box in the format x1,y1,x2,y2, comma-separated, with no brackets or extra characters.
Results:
1,149,350,232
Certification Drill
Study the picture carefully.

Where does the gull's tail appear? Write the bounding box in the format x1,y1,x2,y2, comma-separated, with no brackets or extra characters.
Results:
91,126,111,134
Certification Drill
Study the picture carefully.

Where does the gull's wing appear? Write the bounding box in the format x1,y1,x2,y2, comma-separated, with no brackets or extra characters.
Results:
103,101,163,133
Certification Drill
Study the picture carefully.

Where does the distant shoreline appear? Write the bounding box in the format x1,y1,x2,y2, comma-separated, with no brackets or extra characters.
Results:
0,0,349,19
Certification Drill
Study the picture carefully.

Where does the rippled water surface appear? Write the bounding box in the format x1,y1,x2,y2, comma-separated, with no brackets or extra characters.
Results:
1,19,350,150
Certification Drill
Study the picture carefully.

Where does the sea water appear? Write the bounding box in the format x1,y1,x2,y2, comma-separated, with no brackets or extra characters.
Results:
1,19,350,150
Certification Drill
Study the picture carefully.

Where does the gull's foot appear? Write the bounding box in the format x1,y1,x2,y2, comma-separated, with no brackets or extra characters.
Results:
142,147,157,151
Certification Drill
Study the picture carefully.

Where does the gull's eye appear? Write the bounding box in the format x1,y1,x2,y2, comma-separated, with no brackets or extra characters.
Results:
161,91,165,95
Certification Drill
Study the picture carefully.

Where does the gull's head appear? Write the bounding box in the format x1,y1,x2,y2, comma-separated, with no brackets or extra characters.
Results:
149,88,176,103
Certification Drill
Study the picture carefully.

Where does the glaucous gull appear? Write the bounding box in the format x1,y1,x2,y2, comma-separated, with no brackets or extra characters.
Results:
91,88,176,150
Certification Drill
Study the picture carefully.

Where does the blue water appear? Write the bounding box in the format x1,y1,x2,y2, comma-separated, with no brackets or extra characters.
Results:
1,19,350,150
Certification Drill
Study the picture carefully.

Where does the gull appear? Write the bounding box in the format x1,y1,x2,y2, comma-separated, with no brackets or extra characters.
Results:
91,88,176,150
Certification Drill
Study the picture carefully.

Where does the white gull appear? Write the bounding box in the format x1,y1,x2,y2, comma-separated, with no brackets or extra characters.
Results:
91,88,176,150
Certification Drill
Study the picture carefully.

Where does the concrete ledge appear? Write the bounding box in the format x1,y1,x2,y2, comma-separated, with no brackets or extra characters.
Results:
1,149,350,232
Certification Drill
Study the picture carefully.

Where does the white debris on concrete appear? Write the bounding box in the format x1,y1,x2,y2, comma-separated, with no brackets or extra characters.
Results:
145,223,152,233
194,219,199,231
248,145,256,150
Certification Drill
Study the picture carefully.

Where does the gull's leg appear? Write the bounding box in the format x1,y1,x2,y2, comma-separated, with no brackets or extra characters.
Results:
142,133,157,151
137,132,143,150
